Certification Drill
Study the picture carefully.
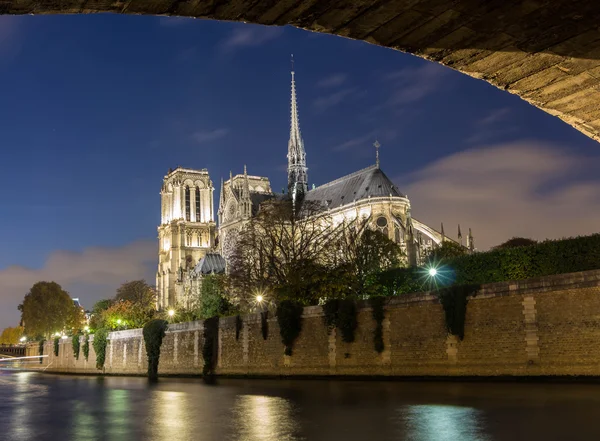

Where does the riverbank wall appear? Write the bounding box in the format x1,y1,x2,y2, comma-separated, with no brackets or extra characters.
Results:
28,269,600,377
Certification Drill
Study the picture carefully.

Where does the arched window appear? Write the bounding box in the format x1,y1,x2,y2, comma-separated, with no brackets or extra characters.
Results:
395,227,401,243
185,186,191,221
195,187,201,221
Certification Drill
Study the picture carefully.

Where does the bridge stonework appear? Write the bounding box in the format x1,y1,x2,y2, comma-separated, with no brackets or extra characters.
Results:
29,269,600,378
2,0,600,142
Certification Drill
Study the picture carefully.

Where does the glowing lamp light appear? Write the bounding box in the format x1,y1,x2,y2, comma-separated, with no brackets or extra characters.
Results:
256,295,264,303
61,335,68,340
19,336,26,343
168,309,175,317
84,326,90,332
428,267,438,277
54,332,61,337
116,319,122,325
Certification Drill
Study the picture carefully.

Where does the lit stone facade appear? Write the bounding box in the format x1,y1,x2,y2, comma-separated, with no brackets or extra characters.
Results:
156,168,216,309
157,68,474,308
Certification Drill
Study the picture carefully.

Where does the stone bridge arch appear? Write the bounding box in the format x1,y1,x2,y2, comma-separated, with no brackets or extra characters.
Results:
4,0,600,142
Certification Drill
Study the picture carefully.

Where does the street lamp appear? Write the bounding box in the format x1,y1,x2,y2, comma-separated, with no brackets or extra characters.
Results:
168,309,175,317
116,319,122,325
256,295,264,303
428,267,438,277
19,336,26,343
84,326,89,332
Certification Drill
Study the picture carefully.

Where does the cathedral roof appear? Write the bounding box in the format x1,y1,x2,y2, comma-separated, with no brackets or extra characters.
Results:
195,253,226,275
304,165,404,210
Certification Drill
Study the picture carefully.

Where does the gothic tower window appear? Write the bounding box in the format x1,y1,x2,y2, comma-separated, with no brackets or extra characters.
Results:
185,186,191,221
195,186,201,221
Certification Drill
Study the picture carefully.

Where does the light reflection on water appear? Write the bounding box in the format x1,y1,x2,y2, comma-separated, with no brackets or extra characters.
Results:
399,405,490,441
2,371,600,441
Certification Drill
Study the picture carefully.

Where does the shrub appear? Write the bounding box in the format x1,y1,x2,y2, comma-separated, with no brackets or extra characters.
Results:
322,299,339,332
437,284,480,340
202,317,219,380
143,319,169,381
82,334,90,361
277,300,304,356
370,297,386,353
72,332,82,360
38,339,45,364
53,337,59,357
260,311,269,340
92,328,109,370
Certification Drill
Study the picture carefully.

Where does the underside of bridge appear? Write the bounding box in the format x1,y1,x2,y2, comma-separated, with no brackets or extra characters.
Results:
2,0,600,142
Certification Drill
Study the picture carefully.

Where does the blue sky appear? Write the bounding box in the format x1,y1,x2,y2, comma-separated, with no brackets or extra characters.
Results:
0,14,599,327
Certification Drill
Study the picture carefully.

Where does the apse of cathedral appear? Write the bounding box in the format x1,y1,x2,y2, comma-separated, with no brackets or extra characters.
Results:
156,63,474,309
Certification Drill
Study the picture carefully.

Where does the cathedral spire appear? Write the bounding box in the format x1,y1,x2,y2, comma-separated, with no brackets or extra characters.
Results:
287,54,308,198
242,165,250,198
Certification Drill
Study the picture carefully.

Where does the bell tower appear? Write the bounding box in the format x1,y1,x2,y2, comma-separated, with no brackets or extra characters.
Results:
156,167,216,309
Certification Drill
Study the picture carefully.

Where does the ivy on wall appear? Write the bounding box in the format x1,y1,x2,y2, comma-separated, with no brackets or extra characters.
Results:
143,319,169,381
53,337,59,357
260,311,269,340
235,315,242,341
322,299,358,343
276,300,303,356
370,297,386,353
93,328,109,370
437,284,480,340
202,316,219,381
82,334,90,361
38,339,45,364
72,332,82,360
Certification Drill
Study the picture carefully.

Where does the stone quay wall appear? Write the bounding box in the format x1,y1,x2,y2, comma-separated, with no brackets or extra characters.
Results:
29,269,600,378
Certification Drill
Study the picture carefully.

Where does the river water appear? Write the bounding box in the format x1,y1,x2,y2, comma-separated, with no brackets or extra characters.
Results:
1,371,600,441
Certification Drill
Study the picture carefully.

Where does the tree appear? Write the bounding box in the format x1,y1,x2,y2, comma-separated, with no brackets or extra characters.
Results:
89,299,113,331
0,326,24,345
493,237,538,249
426,241,468,263
198,274,234,319
20,281,82,339
115,280,156,311
102,299,154,330
228,198,346,306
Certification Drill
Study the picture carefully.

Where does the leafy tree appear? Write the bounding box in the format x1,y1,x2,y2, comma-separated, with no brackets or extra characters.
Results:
198,274,234,319
493,237,538,250
426,241,468,263
89,299,113,331
102,299,154,330
20,281,82,339
0,326,24,345
115,280,156,311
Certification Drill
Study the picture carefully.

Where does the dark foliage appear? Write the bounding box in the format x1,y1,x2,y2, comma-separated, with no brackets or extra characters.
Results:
82,334,90,361
38,339,45,364
202,317,219,380
72,332,82,360
338,299,358,343
53,337,59,357
93,328,109,370
370,297,386,353
493,237,537,250
437,284,480,340
260,311,269,340
235,315,242,341
277,300,304,356
143,319,169,381
322,299,340,332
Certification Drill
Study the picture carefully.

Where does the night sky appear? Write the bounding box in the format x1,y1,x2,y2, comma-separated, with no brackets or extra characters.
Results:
0,14,598,327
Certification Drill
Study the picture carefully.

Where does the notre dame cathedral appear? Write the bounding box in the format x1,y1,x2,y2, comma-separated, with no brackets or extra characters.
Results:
156,66,474,309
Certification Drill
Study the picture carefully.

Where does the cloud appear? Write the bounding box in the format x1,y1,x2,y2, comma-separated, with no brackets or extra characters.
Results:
478,107,511,126
381,63,448,107
333,132,377,152
465,107,516,144
398,141,600,250
317,74,347,88
0,16,22,60
192,128,229,144
220,24,283,52
0,241,156,329
313,88,357,111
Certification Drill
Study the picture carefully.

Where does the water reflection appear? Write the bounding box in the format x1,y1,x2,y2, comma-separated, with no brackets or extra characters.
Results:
150,390,194,440
400,405,490,441
232,395,302,441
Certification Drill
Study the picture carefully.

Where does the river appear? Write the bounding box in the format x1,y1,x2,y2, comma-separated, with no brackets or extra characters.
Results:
1,371,599,441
